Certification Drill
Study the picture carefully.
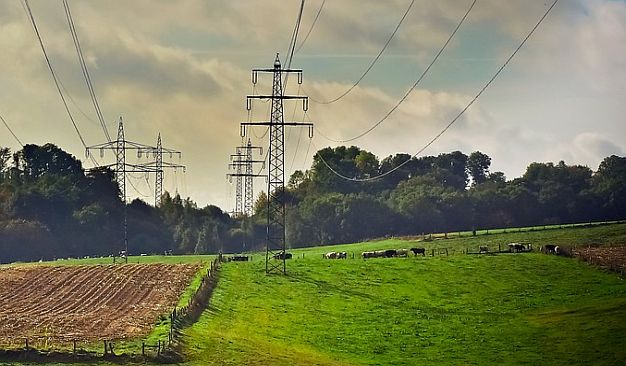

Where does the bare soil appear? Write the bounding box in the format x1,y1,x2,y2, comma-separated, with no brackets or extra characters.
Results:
0,263,200,343
571,246,626,271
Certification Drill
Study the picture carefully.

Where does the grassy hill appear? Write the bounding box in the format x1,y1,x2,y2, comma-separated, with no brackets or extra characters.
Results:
2,223,626,365
181,223,626,365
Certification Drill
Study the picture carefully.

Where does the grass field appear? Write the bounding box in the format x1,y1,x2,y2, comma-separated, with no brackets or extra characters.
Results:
181,223,626,366
1,223,626,365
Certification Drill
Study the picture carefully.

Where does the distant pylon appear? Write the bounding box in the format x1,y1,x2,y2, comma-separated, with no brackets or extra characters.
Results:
240,54,313,274
86,117,185,261
227,139,264,217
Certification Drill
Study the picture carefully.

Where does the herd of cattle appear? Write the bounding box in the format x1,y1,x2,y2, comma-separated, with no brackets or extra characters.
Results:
297,243,564,262
323,248,427,259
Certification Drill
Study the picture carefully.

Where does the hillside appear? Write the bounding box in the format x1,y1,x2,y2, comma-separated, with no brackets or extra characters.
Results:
182,224,626,365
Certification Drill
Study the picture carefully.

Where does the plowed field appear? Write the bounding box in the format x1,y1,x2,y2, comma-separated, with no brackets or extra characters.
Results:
0,263,201,343
572,246,626,270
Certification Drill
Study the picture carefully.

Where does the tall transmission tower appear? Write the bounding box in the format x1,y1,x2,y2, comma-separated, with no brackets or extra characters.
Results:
227,139,264,217
86,117,184,261
145,133,185,207
241,54,313,274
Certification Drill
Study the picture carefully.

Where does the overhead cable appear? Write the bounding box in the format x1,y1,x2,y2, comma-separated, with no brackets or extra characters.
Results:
309,0,416,105
63,0,111,142
0,112,24,147
295,0,325,53
314,0,560,182
23,0,98,166
315,0,477,143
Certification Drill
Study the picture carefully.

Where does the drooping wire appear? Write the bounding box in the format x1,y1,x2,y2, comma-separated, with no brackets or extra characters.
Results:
0,112,24,147
313,0,560,183
308,0,416,105
286,0,306,70
314,0,477,143
295,0,325,53
23,0,98,166
63,0,111,142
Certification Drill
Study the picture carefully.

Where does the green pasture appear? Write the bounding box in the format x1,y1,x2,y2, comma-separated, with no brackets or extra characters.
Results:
180,223,626,365
2,223,626,365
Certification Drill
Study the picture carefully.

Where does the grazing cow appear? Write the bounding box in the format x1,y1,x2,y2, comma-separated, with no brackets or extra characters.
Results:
555,246,561,255
410,247,426,256
479,246,489,254
543,244,556,254
374,250,386,258
338,251,347,259
508,243,525,253
273,252,292,260
385,249,397,258
362,251,374,259
325,252,338,259
395,249,409,257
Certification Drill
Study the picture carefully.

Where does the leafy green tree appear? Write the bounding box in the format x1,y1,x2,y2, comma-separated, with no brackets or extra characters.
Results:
593,155,626,220
467,151,491,186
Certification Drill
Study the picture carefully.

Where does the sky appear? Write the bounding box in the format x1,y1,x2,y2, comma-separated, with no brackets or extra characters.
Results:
0,0,625,210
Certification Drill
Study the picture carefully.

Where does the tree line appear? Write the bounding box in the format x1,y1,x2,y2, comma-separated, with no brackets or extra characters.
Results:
1,143,625,263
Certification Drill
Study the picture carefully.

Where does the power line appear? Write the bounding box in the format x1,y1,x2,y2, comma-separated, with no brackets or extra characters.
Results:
314,0,477,143
63,0,111,142
23,0,98,166
295,0,325,53
313,0,560,183
0,112,24,147
308,0,416,105
286,0,306,70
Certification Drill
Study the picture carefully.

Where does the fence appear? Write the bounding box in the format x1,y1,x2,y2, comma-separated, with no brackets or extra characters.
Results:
0,257,222,362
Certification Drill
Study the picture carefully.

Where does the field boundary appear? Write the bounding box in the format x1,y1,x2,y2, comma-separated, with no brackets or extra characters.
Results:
0,258,222,364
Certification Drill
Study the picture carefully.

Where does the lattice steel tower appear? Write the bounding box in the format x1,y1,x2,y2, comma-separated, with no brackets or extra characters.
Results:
87,118,184,261
227,139,264,217
241,54,313,274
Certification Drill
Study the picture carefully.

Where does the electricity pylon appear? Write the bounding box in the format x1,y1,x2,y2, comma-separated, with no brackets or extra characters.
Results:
86,117,184,261
227,139,264,217
240,54,313,274
142,133,185,207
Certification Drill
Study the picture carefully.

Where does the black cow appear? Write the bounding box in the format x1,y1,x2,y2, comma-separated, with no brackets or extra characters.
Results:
384,249,397,258
543,244,557,254
410,247,426,256
273,252,292,260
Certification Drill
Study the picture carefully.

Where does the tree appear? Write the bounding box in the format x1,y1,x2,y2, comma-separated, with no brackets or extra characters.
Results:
593,155,626,220
467,151,491,186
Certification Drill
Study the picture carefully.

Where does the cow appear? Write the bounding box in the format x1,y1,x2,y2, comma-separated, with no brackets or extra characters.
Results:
555,246,561,256
384,249,397,258
410,247,426,256
362,251,375,259
543,244,557,254
395,249,409,257
508,243,525,253
337,251,347,259
273,252,292,260
479,246,489,254
374,250,386,258
325,252,338,259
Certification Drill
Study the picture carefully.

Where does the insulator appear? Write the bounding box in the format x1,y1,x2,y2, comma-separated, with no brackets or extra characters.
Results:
100,148,104,158
138,150,142,158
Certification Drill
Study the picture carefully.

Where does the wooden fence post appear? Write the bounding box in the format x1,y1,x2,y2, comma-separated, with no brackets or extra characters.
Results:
73,340,76,354
25,338,28,351
103,340,107,355
431,249,435,257
142,342,145,356
157,340,161,356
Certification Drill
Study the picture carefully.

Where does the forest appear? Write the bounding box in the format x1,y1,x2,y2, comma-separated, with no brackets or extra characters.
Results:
1,143,625,263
